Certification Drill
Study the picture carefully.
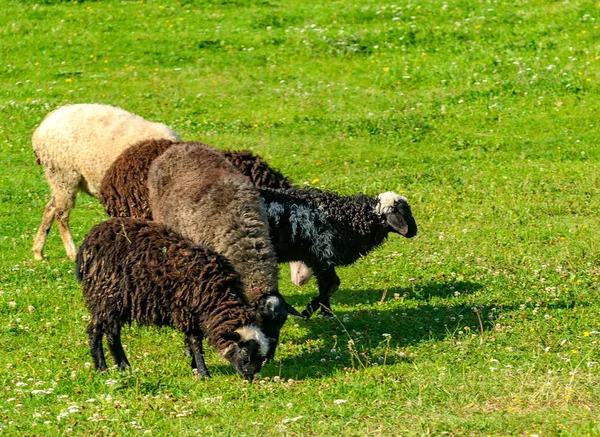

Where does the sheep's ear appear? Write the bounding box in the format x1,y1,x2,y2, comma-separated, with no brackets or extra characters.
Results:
387,212,417,238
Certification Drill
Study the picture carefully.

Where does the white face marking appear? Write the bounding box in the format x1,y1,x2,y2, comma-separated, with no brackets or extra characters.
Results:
236,325,269,357
375,192,407,215
265,295,281,312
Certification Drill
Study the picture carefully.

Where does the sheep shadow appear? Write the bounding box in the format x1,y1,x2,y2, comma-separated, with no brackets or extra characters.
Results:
387,280,485,300
261,280,488,379
272,304,491,379
282,280,484,312
271,281,588,380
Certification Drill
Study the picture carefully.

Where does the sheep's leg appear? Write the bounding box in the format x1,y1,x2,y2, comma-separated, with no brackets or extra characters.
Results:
106,322,130,370
186,332,210,377
55,204,77,261
87,322,108,371
32,199,57,260
37,169,80,260
302,267,340,319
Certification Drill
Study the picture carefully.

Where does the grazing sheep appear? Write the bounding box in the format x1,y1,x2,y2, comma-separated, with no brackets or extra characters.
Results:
76,217,269,380
31,103,181,261
147,142,300,359
100,139,291,220
98,138,310,286
260,187,418,318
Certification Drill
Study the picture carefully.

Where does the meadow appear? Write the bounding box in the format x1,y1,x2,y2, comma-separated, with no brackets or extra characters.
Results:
1,0,599,435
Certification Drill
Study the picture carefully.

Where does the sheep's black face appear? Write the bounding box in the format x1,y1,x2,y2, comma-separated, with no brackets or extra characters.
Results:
387,199,417,238
255,294,302,360
222,325,269,380
228,340,264,381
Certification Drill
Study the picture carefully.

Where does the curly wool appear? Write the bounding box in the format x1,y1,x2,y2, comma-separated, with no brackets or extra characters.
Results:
220,150,291,189
259,185,417,318
99,139,179,219
147,142,279,301
77,217,250,354
100,140,292,220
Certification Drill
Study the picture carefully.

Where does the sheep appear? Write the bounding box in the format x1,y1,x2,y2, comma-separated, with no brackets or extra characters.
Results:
147,142,301,359
31,103,181,261
98,138,314,287
100,139,291,220
76,217,269,380
259,187,418,319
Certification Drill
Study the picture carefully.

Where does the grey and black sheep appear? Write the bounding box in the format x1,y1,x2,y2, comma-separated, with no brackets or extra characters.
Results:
147,142,300,359
260,187,418,318
76,217,269,380
100,139,291,219
32,104,180,260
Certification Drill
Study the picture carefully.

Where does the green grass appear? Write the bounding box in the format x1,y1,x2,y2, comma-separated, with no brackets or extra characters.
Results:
1,0,600,435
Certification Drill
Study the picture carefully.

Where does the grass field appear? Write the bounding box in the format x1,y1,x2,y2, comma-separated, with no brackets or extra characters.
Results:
1,0,600,435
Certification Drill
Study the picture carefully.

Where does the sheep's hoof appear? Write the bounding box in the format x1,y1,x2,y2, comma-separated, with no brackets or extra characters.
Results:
32,251,44,261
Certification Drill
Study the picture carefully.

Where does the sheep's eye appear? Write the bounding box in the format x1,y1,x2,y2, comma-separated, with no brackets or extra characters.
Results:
240,349,248,358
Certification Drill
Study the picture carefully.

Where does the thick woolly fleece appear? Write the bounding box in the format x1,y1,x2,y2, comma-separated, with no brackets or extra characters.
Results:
146,142,295,358
147,142,279,299
220,150,292,189
100,138,179,219
260,186,418,318
76,217,267,379
32,103,180,261
100,140,292,220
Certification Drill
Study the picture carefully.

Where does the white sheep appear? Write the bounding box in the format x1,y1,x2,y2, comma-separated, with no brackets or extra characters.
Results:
31,103,181,260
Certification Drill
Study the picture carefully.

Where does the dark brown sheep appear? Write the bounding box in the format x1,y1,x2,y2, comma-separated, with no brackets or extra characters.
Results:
99,138,178,219
100,139,291,220
147,142,300,360
76,217,269,380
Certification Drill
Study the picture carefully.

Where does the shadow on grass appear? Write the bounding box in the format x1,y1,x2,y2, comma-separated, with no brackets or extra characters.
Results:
255,280,489,378
283,280,485,311
77,280,586,383
265,280,584,380
269,303,492,380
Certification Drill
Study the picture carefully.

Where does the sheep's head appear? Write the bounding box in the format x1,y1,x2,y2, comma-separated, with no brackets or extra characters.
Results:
375,192,417,238
253,293,302,360
222,326,269,380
